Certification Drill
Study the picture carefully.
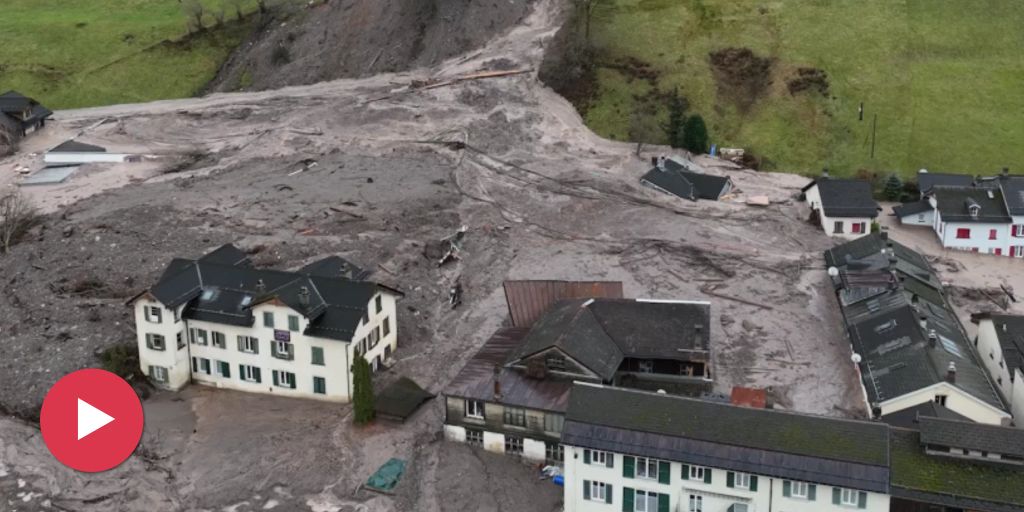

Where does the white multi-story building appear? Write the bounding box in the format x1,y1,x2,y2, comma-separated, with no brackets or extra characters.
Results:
801,175,880,239
561,384,891,512
128,244,402,402
973,313,1024,426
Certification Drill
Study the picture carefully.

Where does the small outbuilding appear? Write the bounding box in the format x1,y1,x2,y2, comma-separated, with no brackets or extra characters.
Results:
802,172,879,239
44,140,134,166
892,199,935,226
0,90,51,137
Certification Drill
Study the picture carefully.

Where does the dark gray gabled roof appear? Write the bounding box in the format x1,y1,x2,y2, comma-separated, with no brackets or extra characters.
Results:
0,91,52,127
806,178,880,218
931,186,1012,223
562,384,891,492
919,417,1024,458
879,401,970,430
1000,177,1024,216
49,140,107,153
826,234,1005,412
990,315,1024,375
892,199,933,218
299,255,372,281
916,172,974,193
141,244,401,341
641,159,732,201
508,299,711,381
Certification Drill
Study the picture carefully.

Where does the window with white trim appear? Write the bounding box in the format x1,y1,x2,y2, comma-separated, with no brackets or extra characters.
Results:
176,332,186,349
146,333,166,351
466,429,483,446
791,481,810,499
504,435,523,455
211,331,226,349
635,456,658,480
189,328,208,346
465,400,484,419
589,449,609,465
272,340,293,360
840,488,859,506
273,370,296,389
689,465,705,481
688,495,703,512
635,490,658,512
239,336,258,354
587,481,608,502
149,365,168,382
145,306,162,323
734,472,751,489
240,364,260,382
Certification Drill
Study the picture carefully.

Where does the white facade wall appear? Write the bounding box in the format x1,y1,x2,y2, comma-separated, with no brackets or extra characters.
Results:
977,319,1015,402
805,185,873,239
1014,369,1024,427
482,431,506,455
934,219,1011,255
44,152,130,165
898,209,934,227
134,291,399,402
877,382,1011,426
563,446,889,512
1010,216,1024,258
444,424,467,443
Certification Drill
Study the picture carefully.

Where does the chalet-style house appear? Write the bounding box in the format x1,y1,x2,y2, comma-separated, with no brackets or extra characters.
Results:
893,169,1024,257
640,156,733,201
973,313,1024,424
443,281,713,464
802,174,880,239
825,232,1010,425
0,91,51,141
561,383,1024,512
129,244,402,402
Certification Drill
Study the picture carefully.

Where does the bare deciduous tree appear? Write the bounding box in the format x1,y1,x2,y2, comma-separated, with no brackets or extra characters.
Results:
0,192,41,254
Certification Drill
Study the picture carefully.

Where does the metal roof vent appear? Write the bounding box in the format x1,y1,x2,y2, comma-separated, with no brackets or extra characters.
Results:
299,286,310,306
255,279,266,293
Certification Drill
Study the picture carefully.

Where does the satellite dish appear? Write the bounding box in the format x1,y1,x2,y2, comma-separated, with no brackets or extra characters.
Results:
657,389,667,394
852,353,862,364
827,267,839,277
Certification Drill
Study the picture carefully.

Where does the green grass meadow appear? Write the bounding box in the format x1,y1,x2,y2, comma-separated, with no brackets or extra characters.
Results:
584,0,1024,177
0,0,264,109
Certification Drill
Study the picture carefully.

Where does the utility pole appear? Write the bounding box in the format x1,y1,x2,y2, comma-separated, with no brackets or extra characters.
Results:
870,114,878,159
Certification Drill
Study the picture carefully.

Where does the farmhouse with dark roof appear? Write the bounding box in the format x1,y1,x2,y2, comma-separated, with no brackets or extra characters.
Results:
128,244,403,402
802,171,880,238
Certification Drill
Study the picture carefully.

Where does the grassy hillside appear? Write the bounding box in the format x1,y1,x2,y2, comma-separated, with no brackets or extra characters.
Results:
0,0,266,109
583,0,1024,178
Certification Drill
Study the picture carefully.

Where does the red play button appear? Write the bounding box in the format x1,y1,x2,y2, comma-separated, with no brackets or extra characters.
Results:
40,369,144,472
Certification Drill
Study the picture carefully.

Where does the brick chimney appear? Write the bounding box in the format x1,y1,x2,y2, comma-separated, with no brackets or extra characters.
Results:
928,329,938,349
946,361,957,384
493,364,502,401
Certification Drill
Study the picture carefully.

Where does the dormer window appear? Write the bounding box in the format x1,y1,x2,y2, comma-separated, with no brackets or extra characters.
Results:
969,205,980,217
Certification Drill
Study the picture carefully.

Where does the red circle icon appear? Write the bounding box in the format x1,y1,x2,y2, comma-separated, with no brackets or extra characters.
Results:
40,369,144,472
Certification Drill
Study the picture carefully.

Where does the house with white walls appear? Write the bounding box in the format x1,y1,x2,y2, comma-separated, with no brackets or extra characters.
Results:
802,175,879,239
560,383,1024,512
972,313,1024,426
824,233,1011,426
561,383,892,512
443,281,714,465
128,244,402,402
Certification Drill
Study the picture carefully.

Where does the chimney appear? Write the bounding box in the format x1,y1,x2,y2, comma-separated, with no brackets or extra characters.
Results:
651,156,658,167
928,329,938,349
879,230,888,241
493,364,503,401
299,286,310,306
657,156,667,169
919,314,927,330
946,361,957,384
255,279,266,293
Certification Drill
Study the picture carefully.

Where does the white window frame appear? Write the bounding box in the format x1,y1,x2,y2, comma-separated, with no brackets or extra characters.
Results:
146,333,166,351
239,336,258,354
689,465,705,481
590,449,608,465
273,340,292,358
635,456,658,480
211,331,226,349
145,305,162,323
274,370,295,389
588,481,608,502
215,360,228,377
466,429,483,446
840,488,859,506
791,481,809,499
688,494,703,512
504,435,523,455
637,360,654,373
150,366,168,382
734,472,751,489
241,365,259,382
465,399,484,419
636,490,658,512
190,328,208,346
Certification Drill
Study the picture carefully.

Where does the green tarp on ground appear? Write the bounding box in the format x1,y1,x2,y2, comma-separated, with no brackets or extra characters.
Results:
366,458,406,494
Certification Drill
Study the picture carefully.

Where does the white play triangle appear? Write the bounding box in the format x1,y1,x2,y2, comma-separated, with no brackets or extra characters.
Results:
77,398,114,440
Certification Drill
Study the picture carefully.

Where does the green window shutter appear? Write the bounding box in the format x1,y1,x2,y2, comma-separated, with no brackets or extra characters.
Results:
263,312,274,327
703,468,712,484
832,487,841,505
657,493,669,512
272,371,279,386
681,463,690,480
750,476,758,492
584,449,591,464
289,315,299,331
583,480,590,500
239,364,245,379
858,491,867,509
606,484,613,504
607,453,614,469
622,487,634,512
727,471,735,488
808,484,817,501
254,367,262,383
623,456,635,479
658,461,670,484
312,346,324,365
783,480,791,497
